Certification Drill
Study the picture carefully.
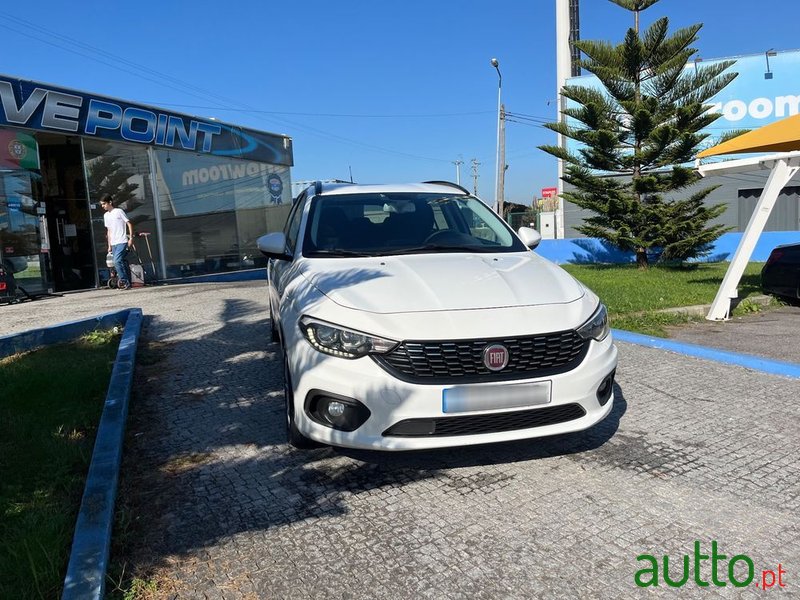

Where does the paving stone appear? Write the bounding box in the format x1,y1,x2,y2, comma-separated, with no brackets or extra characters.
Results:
2,282,798,598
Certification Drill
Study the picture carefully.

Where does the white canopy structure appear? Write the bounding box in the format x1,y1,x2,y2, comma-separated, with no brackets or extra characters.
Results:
697,113,800,320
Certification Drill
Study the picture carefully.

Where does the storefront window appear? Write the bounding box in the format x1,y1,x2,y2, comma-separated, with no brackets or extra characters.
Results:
0,170,47,294
83,140,160,283
153,149,291,278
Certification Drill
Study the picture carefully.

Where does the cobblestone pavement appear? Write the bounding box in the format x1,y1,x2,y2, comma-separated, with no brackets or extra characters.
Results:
2,284,799,598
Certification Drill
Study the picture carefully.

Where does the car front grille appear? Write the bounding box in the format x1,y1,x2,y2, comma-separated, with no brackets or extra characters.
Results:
373,330,589,384
383,403,587,437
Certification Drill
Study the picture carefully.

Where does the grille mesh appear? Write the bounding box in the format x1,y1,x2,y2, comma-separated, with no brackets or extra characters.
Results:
383,403,587,437
374,331,588,383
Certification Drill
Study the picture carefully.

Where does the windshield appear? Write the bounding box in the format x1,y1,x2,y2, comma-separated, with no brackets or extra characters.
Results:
302,193,526,257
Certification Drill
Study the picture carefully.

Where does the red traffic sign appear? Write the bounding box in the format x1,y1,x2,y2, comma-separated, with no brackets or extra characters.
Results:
541,187,558,198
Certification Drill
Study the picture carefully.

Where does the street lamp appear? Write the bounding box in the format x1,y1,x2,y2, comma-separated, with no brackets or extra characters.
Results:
491,58,502,215
765,48,777,79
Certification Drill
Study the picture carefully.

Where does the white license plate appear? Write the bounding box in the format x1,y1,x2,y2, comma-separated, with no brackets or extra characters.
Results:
442,381,552,414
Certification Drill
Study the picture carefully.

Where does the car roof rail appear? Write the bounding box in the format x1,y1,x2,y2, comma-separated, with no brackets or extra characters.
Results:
422,180,471,195
314,180,323,196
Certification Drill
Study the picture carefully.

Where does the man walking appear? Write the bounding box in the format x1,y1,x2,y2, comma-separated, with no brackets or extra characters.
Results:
100,194,134,290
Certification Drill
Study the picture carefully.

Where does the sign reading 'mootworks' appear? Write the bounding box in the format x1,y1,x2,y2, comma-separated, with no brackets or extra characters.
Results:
0,75,293,166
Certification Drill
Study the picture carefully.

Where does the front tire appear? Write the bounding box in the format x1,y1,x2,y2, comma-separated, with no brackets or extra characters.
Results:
282,350,318,449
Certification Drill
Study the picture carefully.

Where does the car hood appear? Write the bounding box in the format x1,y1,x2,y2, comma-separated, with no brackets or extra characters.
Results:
300,252,585,314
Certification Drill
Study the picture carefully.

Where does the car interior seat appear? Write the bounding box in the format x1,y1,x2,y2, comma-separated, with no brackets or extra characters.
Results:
317,206,350,250
383,201,435,246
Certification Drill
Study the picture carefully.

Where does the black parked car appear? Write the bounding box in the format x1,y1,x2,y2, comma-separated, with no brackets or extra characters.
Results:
762,243,800,301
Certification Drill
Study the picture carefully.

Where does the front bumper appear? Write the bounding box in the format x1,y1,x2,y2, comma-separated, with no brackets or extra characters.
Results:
287,333,618,451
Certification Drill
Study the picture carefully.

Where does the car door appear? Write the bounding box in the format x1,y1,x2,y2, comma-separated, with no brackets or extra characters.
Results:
785,244,800,297
269,192,307,335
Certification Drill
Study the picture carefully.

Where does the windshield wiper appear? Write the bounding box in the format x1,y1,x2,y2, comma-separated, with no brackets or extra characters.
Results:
374,244,477,256
309,249,374,257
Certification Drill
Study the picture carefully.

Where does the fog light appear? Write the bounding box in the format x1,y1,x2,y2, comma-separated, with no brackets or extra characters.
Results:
326,401,346,418
596,370,616,406
306,393,371,432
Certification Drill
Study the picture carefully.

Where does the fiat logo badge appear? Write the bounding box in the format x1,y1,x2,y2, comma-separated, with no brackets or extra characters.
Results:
483,344,509,371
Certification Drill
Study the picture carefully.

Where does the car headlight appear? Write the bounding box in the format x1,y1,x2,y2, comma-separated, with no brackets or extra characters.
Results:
576,303,610,341
300,317,399,359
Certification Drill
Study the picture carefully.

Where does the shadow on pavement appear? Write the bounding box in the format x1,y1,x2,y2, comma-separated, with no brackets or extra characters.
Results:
113,298,626,588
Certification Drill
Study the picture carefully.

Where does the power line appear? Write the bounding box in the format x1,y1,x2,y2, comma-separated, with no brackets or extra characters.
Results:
0,14,451,164
504,111,552,123
136,104,495,119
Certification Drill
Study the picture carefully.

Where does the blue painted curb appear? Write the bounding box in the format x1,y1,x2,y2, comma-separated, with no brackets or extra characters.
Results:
0,309,132,360
613,328,800,379
56,308,142,600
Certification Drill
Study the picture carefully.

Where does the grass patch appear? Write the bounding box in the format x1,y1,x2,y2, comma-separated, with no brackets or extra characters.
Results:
562,262,766,336
0,330,120,599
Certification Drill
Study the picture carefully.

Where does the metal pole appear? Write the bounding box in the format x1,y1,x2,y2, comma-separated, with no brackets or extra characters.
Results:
453,158,463,185
498,104,506,220
491,58,502,213
146,146,168,280
78,137,100,288
705,158,798,320
556,0,571,239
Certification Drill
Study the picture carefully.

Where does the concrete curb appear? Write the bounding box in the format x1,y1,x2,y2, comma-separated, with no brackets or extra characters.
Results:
57,308,142,600
655,294,773,317
1,309,143,598
0,309,132,359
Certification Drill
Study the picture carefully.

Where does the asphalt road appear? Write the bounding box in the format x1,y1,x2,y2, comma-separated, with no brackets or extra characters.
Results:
665,304,800,364
1,284,798,599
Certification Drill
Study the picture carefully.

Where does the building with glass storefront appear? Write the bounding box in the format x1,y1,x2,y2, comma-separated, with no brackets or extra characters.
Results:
0,74,293,295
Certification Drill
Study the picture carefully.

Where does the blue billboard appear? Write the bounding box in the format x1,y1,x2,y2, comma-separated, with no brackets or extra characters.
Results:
0,74,293,165
565,49,800,151
700,50,800,130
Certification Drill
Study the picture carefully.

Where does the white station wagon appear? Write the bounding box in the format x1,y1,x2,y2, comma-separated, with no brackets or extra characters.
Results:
258,181,617,451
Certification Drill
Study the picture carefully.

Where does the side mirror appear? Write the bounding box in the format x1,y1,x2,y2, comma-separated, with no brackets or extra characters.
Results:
517,227,542,249
257,232,292,260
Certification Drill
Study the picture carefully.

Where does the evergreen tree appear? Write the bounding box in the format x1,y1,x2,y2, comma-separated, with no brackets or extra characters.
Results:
540,0,739,267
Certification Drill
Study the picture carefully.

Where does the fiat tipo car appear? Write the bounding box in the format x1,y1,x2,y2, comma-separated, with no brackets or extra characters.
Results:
258,181,617,450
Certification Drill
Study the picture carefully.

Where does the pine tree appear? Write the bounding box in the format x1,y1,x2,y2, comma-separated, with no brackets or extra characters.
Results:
540,0,738,267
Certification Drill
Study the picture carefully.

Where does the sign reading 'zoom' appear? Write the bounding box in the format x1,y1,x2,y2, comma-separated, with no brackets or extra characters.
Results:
0,76,292,165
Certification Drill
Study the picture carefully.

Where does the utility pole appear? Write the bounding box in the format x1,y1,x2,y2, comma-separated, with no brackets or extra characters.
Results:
491,58,502,214
470,158,480,196
452,157,464,185
555,0,579,239
498,104,506,220
569,0,581,77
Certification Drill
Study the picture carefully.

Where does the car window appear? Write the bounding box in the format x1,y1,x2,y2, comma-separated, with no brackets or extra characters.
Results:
284,192,305,253
457,201,508,244
302,193,525,257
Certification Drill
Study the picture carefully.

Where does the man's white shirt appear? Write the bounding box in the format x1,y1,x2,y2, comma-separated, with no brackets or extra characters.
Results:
104,207,130,245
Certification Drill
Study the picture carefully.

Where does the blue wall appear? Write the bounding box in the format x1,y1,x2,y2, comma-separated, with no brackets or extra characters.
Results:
535,231,800,265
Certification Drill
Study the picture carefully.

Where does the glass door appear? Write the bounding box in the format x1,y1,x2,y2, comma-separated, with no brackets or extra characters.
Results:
37,134,96,291
0,170,48,295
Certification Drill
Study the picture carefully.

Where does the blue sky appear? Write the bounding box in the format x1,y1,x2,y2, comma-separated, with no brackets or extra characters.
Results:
1,0,798,204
